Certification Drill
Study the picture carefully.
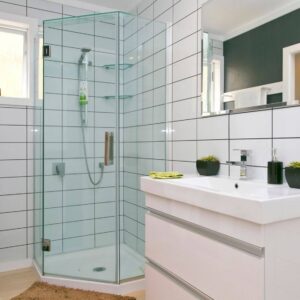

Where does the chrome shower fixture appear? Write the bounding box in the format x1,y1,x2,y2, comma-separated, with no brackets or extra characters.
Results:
78,47,105,186
79,48,91,65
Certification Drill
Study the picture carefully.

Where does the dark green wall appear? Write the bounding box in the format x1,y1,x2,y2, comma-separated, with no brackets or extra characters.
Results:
224,9,300,92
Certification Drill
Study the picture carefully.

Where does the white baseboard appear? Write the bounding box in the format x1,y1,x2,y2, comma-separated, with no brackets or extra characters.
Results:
0,259,33,273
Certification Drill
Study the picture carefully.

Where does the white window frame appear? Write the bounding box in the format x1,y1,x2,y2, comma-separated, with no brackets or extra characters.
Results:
210,54,224,113
283,42,300,106
0,12,38,106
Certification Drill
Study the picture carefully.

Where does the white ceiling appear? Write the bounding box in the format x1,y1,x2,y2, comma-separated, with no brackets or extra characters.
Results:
84,0,143,12
202,0,300,40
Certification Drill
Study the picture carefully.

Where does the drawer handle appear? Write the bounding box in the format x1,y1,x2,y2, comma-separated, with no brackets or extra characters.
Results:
147,260,214,300
147,208,265,258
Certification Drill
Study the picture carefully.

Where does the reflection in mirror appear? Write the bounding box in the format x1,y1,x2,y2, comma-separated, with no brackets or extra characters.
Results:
201,0,300,116
202,32,224,114
296,54,300,100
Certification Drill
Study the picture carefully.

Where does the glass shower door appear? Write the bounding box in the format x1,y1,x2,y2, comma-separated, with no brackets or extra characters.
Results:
42,13,119,283
39,10,167,284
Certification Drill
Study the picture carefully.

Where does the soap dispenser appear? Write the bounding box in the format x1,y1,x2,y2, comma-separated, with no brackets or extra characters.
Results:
268,148,283,184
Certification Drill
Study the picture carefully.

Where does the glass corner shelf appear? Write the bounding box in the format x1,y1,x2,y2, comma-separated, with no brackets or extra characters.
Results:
101,63,134,70
101,95,133,100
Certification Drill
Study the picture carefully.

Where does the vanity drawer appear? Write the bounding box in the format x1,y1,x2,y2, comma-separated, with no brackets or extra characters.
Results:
146,212,265,300
145,263,200,300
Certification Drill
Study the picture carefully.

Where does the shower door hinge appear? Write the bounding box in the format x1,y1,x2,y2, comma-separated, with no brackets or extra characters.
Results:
43,45,51,57
42,239,51,252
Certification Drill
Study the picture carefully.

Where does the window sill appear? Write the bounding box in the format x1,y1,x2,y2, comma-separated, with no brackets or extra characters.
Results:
0,96,33,107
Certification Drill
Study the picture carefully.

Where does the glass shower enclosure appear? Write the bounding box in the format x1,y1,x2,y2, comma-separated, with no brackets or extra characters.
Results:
34,11,167,284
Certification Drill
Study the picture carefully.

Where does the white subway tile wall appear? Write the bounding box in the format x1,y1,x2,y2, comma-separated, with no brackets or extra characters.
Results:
0,106,35,264
132,0,202,175
132,0,300,181
122,11,168,255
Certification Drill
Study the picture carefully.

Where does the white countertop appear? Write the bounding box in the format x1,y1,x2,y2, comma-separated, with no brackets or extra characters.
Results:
141,175,300,224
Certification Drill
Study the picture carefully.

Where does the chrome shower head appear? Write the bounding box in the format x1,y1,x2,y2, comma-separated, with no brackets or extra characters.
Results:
79,48,92,65
81,48,91,53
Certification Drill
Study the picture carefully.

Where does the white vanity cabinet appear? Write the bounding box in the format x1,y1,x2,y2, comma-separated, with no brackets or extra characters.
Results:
145,212,264,300
141,176,300,300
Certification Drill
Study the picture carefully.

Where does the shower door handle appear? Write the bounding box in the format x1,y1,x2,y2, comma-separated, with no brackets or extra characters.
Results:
104,132,114,166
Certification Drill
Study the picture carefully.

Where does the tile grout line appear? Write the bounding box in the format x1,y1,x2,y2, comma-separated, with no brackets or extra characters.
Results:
171,0,174,172
196,0,200,163
228,114,231,177
61,4,64,254
93,12,96,249
26,106,28,258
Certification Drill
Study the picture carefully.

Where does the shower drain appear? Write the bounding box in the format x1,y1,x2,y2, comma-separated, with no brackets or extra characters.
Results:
93,267,106,272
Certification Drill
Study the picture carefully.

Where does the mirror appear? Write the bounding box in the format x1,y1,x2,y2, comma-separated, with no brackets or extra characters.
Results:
201,0,300,116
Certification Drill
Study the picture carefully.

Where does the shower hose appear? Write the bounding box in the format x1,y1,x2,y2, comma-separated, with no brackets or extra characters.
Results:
80,108,104,186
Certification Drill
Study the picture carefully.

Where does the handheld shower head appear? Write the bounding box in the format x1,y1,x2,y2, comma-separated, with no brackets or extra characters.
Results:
81,48,91,53
79,48,92,64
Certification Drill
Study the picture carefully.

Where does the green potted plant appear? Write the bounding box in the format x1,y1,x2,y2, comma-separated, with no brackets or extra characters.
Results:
196,155,220,176
285,161,300,189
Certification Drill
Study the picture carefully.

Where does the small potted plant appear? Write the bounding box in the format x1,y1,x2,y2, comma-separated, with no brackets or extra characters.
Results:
285,161,300,189
196,155,220,176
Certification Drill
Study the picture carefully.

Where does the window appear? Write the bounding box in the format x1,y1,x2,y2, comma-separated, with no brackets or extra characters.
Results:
202,33,224,115
0,26,27,98
210,56,223,112
0,12,38,105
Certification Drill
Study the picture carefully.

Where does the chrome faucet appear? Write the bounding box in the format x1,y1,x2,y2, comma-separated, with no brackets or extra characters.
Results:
227,149,249,179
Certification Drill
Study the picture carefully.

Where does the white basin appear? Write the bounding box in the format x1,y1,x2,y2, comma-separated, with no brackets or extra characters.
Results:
141,175,300,224
174,176,300,200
